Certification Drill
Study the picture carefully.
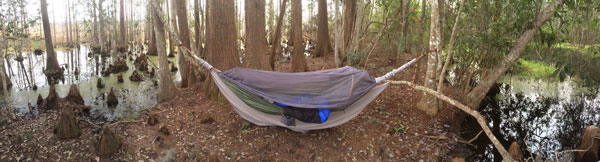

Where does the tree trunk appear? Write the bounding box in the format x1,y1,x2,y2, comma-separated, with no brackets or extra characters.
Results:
41,0,62,84
204,0,240,100
194,0,202,54
175,0,191,88
343,0,357,49
92,0,99,46
120,0,126,45
167,0,175,56
244,0,271,70
334,0,342,67
52,4,57,45
74,4,79,46
66,0,71,45
437,0,464,92
416,0,440,116
290,0,307,72
151,0,177,103
148,26,157,55
402,0,412,53
269,0,287,70
313,0,332,57
99,0,106,53
420,0,427,54
465,0,563,109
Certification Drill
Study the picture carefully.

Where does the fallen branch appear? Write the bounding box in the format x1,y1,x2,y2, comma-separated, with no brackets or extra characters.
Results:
425,130,482,147
389,80,514,162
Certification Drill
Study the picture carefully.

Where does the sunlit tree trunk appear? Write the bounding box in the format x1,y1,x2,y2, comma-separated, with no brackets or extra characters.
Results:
150,0,177,102
416,0,440,116
204,0,240,100
166,0,174,56
313,0,332,58
175,0,191,87
41,0,62,84
290,0,307,72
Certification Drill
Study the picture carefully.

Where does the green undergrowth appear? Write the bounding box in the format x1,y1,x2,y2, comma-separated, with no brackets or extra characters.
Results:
511,59,557,80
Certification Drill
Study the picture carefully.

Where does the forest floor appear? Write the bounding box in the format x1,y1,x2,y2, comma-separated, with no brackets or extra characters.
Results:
0,53,470,161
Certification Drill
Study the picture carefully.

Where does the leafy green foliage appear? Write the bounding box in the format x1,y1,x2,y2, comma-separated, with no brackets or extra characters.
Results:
347,50,365,66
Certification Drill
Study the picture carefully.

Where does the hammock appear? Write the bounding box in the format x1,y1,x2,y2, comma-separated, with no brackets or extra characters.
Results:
190,52,421,132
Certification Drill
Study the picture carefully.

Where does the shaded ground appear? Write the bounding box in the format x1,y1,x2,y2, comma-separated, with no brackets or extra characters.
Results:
0,54,470,161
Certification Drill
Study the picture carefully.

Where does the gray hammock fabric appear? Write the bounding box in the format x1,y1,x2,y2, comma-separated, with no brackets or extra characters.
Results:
189,54,420,132
220,66,376,110
212,70,390,132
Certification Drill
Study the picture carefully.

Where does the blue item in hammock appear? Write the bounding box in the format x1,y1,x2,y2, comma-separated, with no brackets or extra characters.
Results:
273,101,331,123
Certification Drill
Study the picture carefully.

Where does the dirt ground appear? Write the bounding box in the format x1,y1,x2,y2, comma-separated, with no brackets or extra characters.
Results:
0,54,470,161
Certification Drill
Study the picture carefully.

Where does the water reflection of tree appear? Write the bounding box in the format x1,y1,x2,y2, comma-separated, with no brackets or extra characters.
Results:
463,84,600,161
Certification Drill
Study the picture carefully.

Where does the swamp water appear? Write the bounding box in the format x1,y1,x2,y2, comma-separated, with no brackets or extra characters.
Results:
1,45,180,122
461,75,600,161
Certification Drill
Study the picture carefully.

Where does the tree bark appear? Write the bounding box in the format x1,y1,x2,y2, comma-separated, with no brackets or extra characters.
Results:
416,0,440,116
0,51,14,120
465,0,563,109
66,0,71,45
148,25,157,55
167,0,175,56
334,0,342,67
268,0,287,70
313,0,332,57
245,0,271,70
41,0,62,84
92,0,99,46
437,0,464,92
120,0,126,45
290,0,307,72
175,0,190,88
99,0,106,53
204,0,240,100
194,0,202,54
343,0,356,48
52,4,57,45
151,0,177,103
402,0,412,53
